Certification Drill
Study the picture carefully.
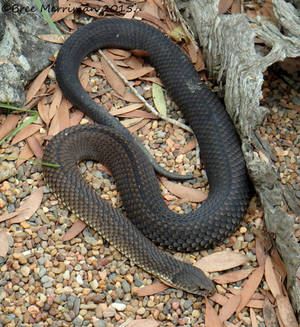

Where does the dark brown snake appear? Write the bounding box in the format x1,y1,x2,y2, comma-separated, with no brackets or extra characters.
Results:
43,18,252,296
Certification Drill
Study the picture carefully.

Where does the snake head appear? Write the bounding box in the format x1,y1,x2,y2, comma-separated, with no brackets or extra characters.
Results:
170,264,216,296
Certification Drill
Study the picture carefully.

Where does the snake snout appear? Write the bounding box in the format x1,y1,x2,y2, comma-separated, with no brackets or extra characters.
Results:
172,265,216,296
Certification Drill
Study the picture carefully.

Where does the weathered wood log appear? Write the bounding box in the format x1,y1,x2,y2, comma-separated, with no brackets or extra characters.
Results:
165,0,300,319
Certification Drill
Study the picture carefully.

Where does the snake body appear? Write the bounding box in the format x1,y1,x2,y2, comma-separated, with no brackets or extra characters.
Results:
43,18,252,295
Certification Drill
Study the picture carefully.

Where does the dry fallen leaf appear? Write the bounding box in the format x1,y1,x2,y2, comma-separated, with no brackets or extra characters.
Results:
51,0,80,22
109,103,144,116
11,123,41,145
69,111,84,127
38,97,51,126
255,237,267,267
0,230,9,257
236,265,264,314
37,34,65,44
250,308,258,327
49,87,63,122
126,319,159,327
195,251,249,272
218,0,234,13
121,117,144,129
117,110,157,120
270,248,287,282
223,322,239,327
114,90,142,103
119,66,155,81
263,298,278,327
264,255,283,298
128,119,151,133
62,220,87,242
214,267,254,284
101,51,126,96
276,295,298,327
161,178,208,203
0,115,19,140
218,294,241,322
0,188,43,225
209,293,228,306
181,138,196,154
26,65,52,104
27,134,44,160
134,283,168,296
247,299,264,309
16,142,34,167
231,0,241,14
205,298,223,327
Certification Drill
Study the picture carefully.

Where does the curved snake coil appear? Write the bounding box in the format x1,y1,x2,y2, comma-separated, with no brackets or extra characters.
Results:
43,18,252,295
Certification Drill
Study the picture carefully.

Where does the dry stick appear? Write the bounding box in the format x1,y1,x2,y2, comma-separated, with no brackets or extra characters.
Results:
98,49,201,166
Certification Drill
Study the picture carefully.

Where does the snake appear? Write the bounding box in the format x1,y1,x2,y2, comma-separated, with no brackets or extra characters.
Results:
42,18,252,296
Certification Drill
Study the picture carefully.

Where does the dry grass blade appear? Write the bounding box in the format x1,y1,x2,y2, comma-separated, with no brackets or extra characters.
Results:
62,220,87,242
195,251,249,272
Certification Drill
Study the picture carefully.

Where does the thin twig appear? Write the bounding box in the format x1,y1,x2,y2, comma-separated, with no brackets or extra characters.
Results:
98,49,201,166
98,49,193,133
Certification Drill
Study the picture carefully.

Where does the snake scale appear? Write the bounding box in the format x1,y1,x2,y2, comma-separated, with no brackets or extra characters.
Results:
43,18,252,295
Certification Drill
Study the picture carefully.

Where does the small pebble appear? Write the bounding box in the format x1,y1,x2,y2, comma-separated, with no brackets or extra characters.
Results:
111,302,126,311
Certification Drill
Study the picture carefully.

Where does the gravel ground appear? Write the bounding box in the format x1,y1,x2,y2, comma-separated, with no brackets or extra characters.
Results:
0,60,298,326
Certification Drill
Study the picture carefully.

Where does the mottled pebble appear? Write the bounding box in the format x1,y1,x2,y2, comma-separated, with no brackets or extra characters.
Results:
103,306,116,318
72,315,84,327
93,320,106,327
111,302,126,311
136,307,146,315
20,266,30,277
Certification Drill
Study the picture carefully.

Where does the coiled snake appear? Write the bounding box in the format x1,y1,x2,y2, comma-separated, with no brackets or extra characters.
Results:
43,18,252,295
